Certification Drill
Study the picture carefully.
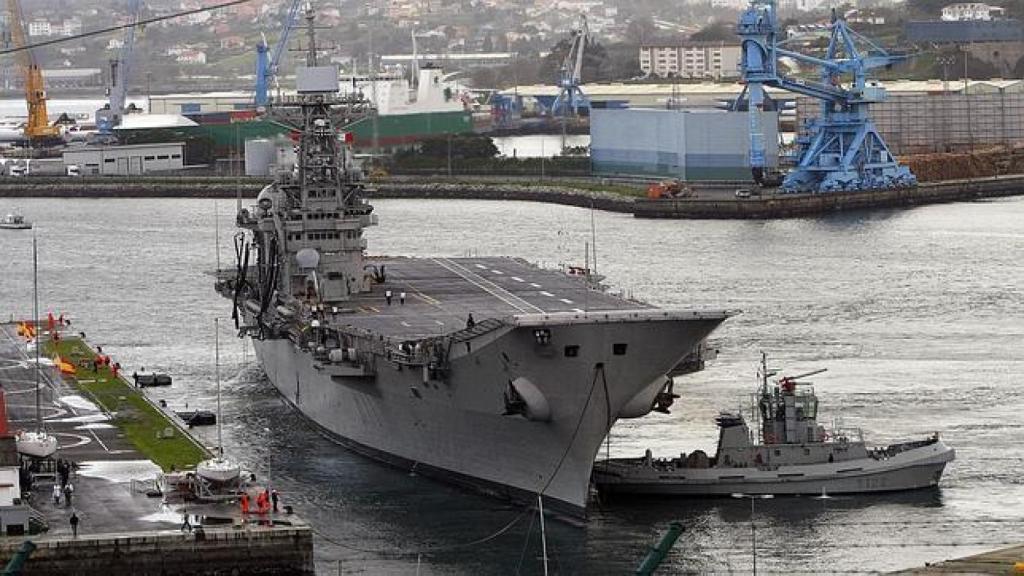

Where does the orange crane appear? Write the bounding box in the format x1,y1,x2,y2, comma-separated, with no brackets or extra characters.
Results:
7,0,61,144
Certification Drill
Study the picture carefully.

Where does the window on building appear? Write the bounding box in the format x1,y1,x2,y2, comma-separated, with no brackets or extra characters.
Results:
180,103,201,114
171,154,181,159
564,345,579,357
104,158,115,163
144,155,155,160
157,155,169,160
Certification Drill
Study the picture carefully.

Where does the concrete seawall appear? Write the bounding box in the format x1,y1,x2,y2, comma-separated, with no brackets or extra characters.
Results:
0,525,315,576
2,174,1023,219
0,178,636,213
633,175,1024,219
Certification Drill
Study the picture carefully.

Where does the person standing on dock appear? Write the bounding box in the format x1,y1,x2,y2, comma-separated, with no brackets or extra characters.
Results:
69,511,79,537
52,483,61,506
385,290,393,305
63,482,74,507
271,489,279,513
399,291,406,305
180,508,193,533
240,492,250,515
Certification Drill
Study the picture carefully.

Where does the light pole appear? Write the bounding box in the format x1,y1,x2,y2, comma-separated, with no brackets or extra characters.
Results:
732,493,773,576
263,427,272,491
961,44,973,153
446,132,452,178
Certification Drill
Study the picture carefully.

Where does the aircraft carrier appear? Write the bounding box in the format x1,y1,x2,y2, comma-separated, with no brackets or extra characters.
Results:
215,13,730,516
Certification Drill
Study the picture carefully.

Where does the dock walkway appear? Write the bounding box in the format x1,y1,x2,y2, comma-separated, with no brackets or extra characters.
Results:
0,322,313,574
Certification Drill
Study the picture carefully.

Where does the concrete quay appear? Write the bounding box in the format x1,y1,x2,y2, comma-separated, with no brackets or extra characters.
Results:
0,519,314,576
0,322,313,574
889,543,1024,574
1,172,1023,218
633,174,1024,219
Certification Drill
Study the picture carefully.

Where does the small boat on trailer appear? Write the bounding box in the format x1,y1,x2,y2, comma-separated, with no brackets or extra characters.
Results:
15,430,58,459
593,354,955,498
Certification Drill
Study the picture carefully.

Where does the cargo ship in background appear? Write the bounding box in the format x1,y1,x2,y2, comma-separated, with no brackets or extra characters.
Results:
141,65,474,154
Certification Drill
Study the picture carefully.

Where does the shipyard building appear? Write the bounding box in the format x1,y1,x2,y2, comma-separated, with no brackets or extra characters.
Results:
590,108,779,180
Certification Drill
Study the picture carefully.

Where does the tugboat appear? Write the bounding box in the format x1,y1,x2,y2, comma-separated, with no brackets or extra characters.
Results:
0,213,32,230
593,354,955,497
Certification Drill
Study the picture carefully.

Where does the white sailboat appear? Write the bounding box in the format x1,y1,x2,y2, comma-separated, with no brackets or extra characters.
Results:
17,236,58,459
195,318,241,483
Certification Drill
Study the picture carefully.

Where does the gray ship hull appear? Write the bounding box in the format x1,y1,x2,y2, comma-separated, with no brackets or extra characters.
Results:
594,440,955,497
250,310,726,515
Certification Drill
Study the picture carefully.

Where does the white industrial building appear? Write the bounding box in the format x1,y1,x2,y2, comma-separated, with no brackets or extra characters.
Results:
63,143,186,175
590,108,779,181
941,3,1005,21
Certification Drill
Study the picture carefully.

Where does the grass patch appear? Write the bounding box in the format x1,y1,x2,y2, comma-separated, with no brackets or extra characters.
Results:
45,338,209,471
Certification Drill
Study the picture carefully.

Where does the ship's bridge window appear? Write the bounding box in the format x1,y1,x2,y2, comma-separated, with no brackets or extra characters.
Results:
564,345,579,357
613,343,627,355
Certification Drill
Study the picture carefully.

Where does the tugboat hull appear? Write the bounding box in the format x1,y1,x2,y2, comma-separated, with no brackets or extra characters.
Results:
594,440,955,497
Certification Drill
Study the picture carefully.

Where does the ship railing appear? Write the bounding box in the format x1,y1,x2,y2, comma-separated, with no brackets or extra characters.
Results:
450,318,507,343
870,434,939,460
829,427,864,444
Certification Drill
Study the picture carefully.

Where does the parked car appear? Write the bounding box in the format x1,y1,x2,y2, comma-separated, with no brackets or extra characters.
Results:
735,188,752,198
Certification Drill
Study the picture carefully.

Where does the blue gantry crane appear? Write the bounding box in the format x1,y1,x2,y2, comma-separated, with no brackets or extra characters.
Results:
95,0,143,141
550,15,589,117
737,1,917,193
254,0,304,107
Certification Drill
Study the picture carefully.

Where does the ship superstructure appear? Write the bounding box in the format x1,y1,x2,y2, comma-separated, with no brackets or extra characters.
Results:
216,7,730,516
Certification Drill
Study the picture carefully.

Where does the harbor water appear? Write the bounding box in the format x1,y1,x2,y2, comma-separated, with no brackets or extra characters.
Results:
1,196,1022,574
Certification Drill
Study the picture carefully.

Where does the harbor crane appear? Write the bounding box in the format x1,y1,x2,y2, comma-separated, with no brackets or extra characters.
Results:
737,0,916,193
550,15,588,117
254,0,304,107
95,0,143,142
6,0,61,145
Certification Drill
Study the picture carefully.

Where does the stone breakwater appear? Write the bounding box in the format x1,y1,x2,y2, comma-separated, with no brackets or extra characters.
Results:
0,525,315,576
2,174,1022,219
0,178,637,213
633,175,1024,219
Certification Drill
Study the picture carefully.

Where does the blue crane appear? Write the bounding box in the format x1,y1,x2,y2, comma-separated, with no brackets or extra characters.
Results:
737,1,916,193
550,15,589,117
95,0,143,139
254,0,304,107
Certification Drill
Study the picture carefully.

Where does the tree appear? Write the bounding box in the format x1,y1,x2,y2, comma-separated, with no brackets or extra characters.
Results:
539,37,609,84
690,22,736,43
625,16,657,46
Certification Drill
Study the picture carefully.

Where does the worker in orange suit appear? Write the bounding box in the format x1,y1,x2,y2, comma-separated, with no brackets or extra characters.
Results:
240,492,250,515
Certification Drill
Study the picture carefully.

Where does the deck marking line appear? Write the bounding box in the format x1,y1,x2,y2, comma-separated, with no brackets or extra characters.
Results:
540,291,554,297
88,429,109,452
434,259,544,314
